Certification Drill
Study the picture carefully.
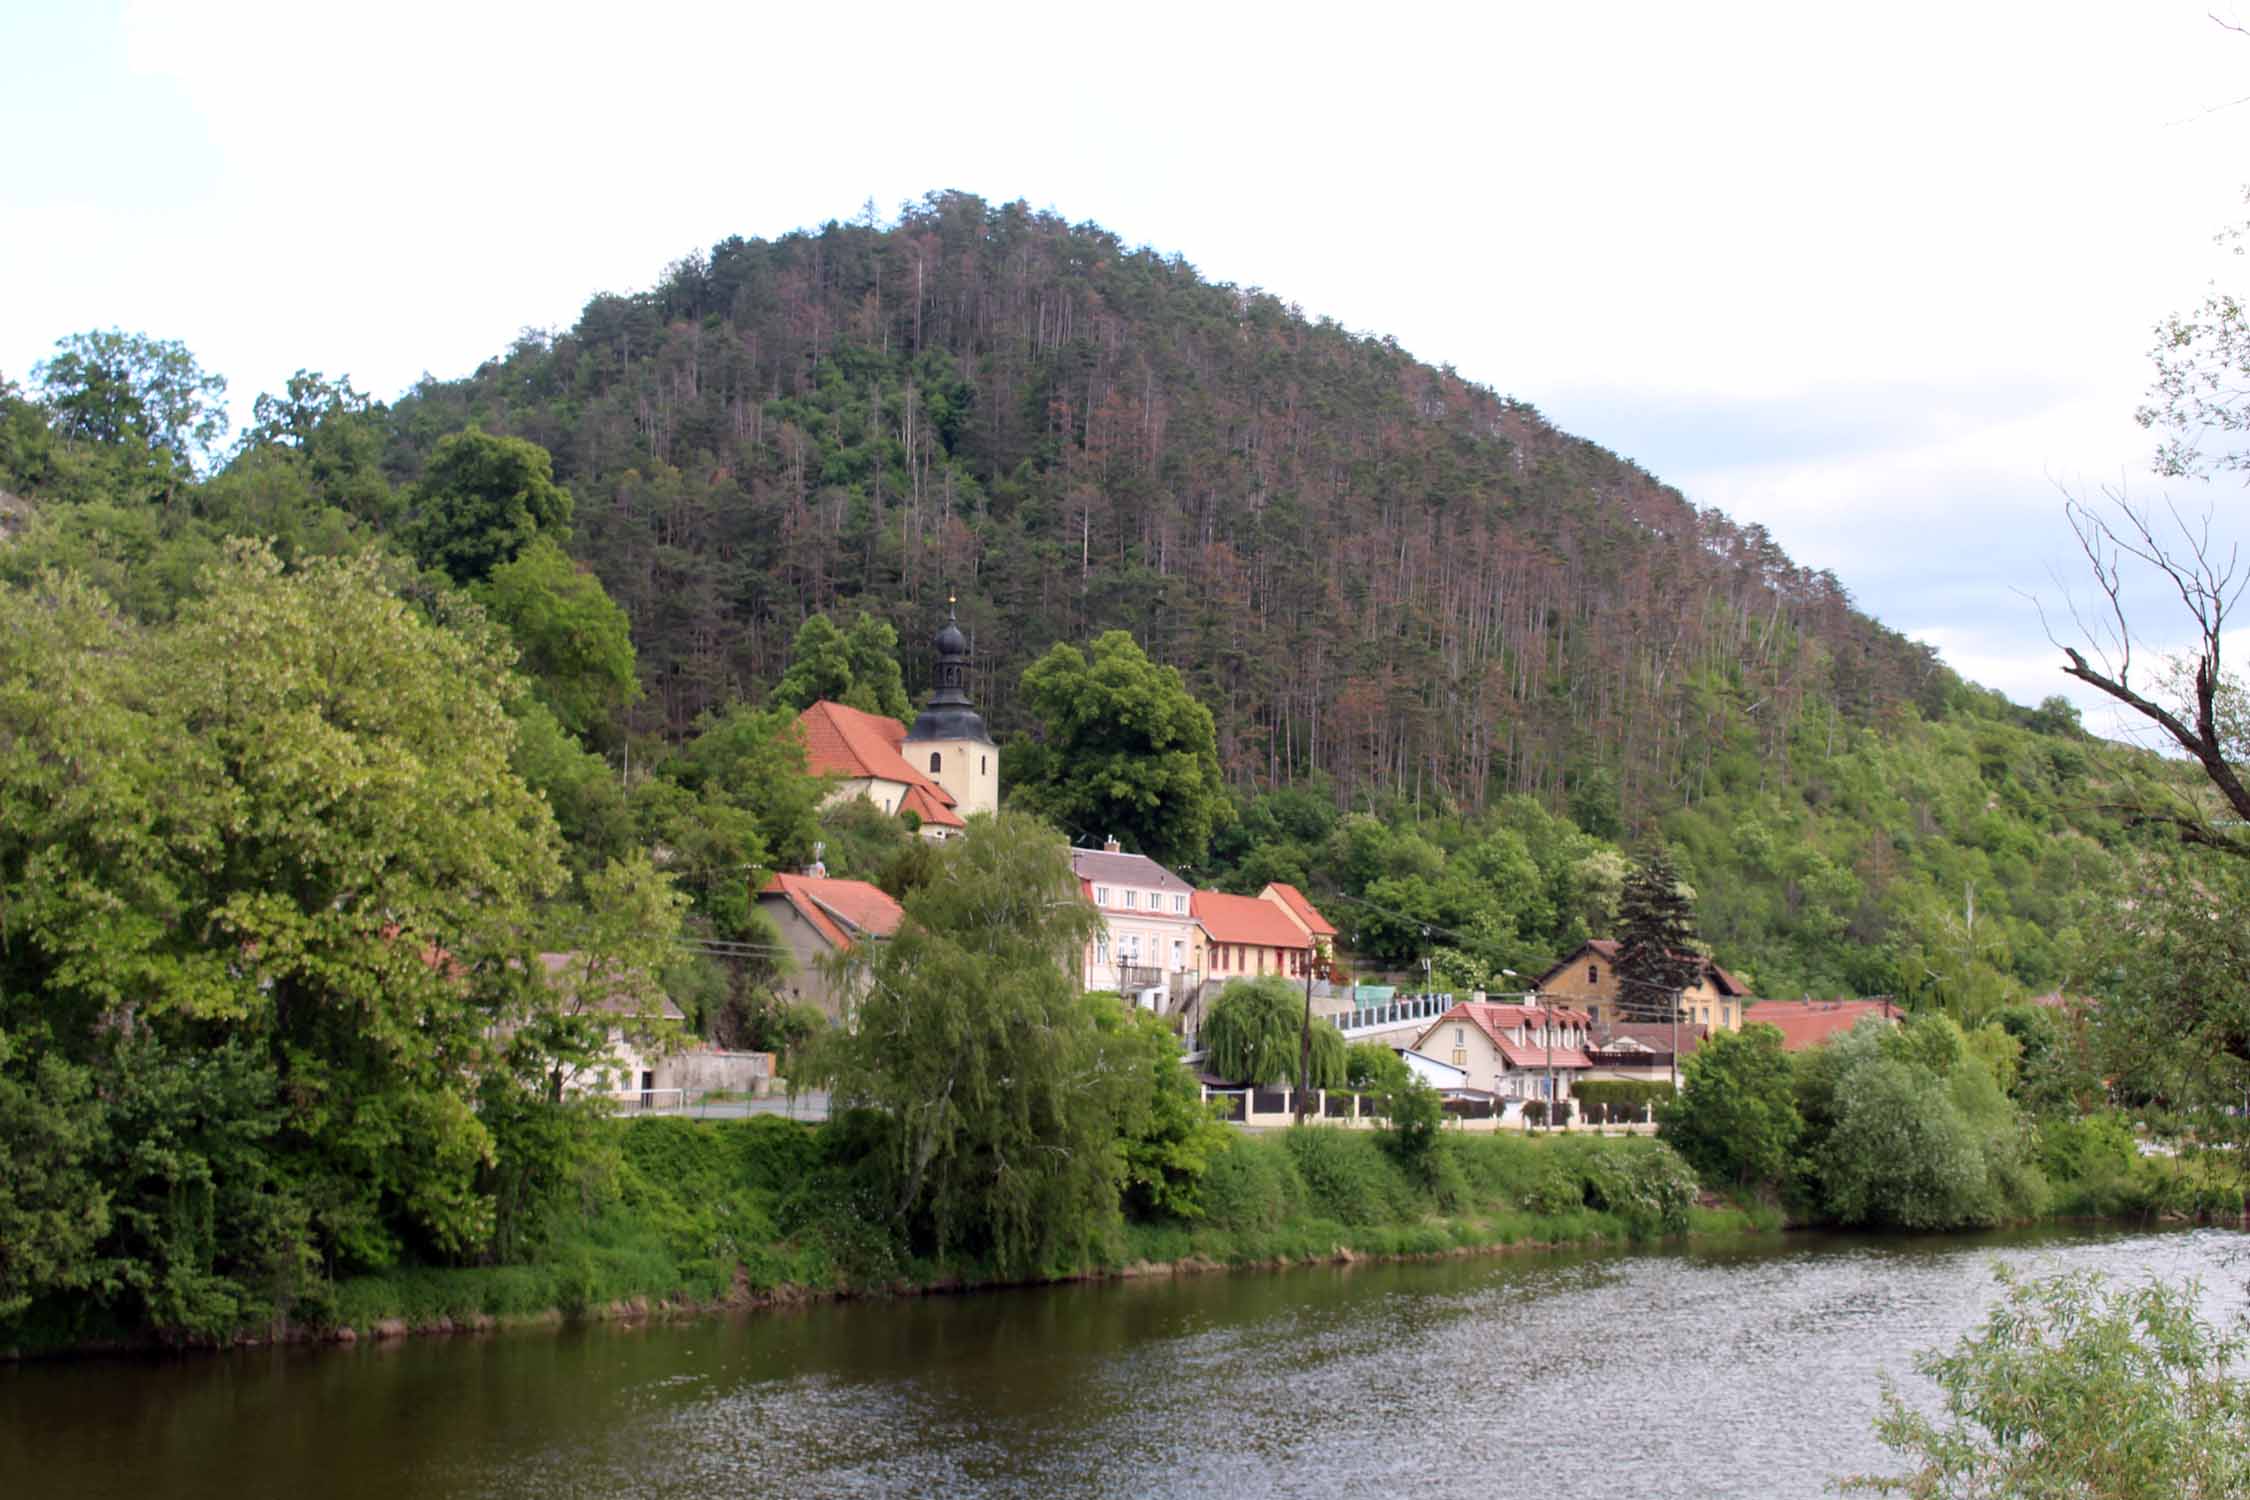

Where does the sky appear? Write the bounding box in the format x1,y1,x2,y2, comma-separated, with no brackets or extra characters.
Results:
5,0,2249,740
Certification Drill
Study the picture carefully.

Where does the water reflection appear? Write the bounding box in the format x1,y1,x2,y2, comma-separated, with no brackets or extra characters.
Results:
2,1226,2239,1500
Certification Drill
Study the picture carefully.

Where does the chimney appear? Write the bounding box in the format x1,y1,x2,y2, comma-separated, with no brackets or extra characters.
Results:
1104,835,1122,853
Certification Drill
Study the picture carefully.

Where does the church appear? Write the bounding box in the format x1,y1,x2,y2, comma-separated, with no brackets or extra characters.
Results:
794,608,998,838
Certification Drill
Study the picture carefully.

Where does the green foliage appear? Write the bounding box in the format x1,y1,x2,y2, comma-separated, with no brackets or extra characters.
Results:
1842,1269,2250,1497
1281,1128,1413,1227
1201,977,1344,1089
478,537,639,739
408,425,572,584
1108,1008,1232,1222
772,611,911,721
0,543,567,1337
1806,1019,2050,1232
638,703,826,935
34,328,229,492
1572,1080,1673,1124
1614,845,1702,1017
1660,1023,1801,1191
801,812,1125,1278
1009,630,1230,868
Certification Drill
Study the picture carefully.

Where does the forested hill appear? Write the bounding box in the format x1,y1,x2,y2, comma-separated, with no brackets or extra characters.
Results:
388,191,1949,814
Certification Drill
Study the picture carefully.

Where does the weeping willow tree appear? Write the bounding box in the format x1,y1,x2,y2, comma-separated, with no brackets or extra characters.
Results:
1201,977,1346,1089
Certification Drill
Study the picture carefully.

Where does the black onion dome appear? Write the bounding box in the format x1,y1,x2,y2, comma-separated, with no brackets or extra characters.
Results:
905,605,993,744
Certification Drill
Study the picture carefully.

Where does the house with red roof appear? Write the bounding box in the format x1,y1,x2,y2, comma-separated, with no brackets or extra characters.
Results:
1196,889,1319,985
1072,839,1203,1006
793,611,998,839
1536,939,1751,1034
1741,997,1902,1052
1258,882,1337,965
755,871,905,1022
1412,1000,1595,1105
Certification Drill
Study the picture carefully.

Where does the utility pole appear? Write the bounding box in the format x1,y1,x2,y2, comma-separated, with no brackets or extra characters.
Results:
1544,991,1555,1132
1670,986,1682,1094
1295,943,1314,1125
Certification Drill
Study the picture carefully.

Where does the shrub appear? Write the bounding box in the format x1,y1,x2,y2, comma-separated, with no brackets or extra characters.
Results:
1841,1269,2250,1497
1282,1128,1412,1227
1200,1137,1305,1234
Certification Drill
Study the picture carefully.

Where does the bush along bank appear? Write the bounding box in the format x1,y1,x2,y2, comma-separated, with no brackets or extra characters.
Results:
164,1119,1762,1353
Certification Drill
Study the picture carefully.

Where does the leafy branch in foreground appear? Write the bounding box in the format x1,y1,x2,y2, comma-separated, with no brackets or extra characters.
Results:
1838,1267,2250,1498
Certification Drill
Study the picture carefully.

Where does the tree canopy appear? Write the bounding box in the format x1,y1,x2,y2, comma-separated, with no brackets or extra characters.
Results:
408,426,572,584
1008,629,1230,869
771,610,912,721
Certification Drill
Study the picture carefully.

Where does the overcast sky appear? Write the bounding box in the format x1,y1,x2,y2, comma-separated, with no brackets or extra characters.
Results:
7,1,2249,737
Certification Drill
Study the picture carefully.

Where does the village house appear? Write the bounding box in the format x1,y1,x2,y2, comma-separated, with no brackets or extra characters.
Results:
1536,939,1751,1032
795,611,997,840
534,950,688,1100
755,870,905,1022
1194,889,1319,984
1413,999,1594,1104
1741,997,1903,1052
1258,882,1337,968
1071,839,1203,1005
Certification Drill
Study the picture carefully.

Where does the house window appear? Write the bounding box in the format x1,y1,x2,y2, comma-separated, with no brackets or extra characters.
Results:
1588,1005,1600,1023
1096,886,1111,906
1172,939,1184,969
980,755,987,775
1124,890,1138,909
929,751,942,773
1722,1005,1733,1026
1455,1027,1465,1048
1588,964,1599,984
1096,934,1110,964
1173,893,1187,913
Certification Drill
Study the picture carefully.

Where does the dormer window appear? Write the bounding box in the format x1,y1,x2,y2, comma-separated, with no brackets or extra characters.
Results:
1173,893,1187,913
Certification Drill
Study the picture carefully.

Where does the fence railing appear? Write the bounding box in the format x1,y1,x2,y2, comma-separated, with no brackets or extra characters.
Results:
1336,991,1453,1038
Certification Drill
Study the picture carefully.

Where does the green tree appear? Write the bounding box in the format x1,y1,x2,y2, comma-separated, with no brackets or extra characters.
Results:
408,426,573,584
238,370,394,526
478,537,640,739
772,611,912,721
1842,1269,2250,1497
805,812,1128,1276
1201,977,1345,1088
1613,846,1703,1021
33,328,229,487
1009,630,1230,868
1659,1022,1801,1192
0,543,566,1291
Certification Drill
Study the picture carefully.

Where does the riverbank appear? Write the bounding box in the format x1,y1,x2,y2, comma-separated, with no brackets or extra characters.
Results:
8,1110,2226,1363
2,1117,1770,1361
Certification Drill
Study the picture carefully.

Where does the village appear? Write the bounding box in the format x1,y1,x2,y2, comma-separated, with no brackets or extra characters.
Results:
586,617,1918,1127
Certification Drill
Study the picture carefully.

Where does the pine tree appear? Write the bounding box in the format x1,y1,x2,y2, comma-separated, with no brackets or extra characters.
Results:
1614,847,1703,1021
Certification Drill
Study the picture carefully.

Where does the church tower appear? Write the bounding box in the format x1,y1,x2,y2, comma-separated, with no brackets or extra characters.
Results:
902,601,998,819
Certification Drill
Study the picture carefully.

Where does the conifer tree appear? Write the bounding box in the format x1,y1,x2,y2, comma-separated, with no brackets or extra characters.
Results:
1614,847,1703,1020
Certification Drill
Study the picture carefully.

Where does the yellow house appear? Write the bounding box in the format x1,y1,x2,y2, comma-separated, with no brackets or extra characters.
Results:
1536,940,1749,1033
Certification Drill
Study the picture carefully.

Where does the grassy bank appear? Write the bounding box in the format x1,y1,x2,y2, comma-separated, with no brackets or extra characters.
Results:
311,1119,1771,1342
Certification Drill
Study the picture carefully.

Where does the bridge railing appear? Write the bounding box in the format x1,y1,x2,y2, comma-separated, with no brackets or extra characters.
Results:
1335,991,1455,1037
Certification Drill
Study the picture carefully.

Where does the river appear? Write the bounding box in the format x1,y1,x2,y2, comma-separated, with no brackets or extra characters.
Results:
2,1225,2240,1500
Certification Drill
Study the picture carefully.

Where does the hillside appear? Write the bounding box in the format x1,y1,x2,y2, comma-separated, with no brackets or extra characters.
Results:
1,193,2200,1007
387,192,1946,810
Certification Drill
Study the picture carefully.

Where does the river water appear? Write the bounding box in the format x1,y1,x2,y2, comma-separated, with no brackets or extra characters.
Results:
3,1225,2240,1500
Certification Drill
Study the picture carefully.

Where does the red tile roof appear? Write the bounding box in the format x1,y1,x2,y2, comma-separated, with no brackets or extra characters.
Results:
1741,998,1902,1052
796,701,963,828
757,873,905,952
1192,890,1312,948
1420,1002,1595,1071
1261,882,1337,938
